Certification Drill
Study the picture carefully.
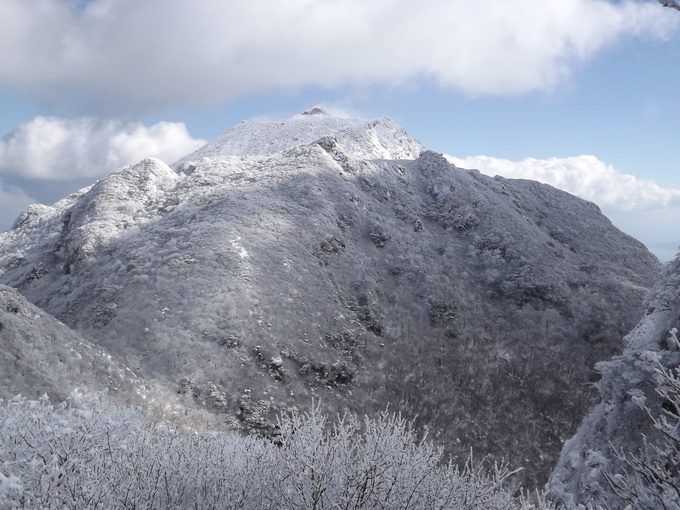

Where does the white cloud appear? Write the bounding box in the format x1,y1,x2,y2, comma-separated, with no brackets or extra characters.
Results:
446,153,680,261
0,0,677,111
0,116,206,180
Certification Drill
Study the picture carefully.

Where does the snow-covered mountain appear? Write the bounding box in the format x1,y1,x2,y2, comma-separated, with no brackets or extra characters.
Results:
0,108,662,490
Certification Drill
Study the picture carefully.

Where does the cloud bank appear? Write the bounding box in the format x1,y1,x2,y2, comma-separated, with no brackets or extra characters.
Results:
0,0,677,111
0,116,206,180
446,153,680,261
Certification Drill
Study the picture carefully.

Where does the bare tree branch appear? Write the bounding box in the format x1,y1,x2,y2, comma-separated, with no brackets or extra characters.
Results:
659,0,680,12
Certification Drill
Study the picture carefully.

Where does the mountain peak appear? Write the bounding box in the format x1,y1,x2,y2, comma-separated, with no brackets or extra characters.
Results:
172,111,425,167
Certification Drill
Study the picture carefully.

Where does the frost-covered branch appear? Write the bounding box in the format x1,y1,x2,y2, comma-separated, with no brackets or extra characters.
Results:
0,394,550,509
659,0,680,12
601,349,680,509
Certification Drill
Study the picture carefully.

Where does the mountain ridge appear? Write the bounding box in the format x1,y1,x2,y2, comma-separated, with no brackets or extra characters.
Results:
0,111,662,490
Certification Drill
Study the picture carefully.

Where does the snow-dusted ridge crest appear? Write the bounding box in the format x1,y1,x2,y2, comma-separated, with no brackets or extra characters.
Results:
0,109,663,492
172,106,425,167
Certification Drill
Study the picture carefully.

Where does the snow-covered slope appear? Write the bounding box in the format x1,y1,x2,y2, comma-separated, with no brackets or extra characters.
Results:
547,254,680,508
0,111,661,490
0,284,142,403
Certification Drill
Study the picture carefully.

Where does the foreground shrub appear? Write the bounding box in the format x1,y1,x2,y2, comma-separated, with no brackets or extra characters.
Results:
0,394,548,509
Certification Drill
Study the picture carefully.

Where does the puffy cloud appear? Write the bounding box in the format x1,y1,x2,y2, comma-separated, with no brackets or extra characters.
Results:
0,116,206,180
0,0,677,111
446,154,680,212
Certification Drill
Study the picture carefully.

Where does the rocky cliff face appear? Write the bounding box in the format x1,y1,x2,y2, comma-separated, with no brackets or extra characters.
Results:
0,109,661,489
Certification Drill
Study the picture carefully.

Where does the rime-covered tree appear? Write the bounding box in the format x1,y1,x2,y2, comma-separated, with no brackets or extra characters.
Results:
0,394,555,509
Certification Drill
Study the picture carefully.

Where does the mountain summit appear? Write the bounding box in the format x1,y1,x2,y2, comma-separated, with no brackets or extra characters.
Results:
0,111,661,489
172,108,424,166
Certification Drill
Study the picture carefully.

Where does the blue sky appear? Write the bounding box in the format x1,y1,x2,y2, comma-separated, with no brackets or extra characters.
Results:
1,0,679,260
